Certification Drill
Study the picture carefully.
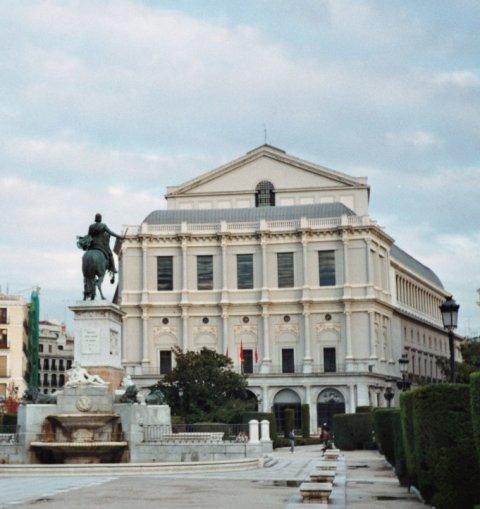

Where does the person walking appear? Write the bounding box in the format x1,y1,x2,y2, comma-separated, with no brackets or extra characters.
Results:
288,429,295,453
321,424,332,453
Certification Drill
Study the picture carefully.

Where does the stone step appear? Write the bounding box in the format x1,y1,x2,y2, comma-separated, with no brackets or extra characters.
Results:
0,457,261,476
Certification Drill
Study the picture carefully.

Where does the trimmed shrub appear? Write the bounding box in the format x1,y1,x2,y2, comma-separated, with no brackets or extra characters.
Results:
332,413,374,450
400,391,416,486
391,409,407,485
238,412,277,441
373,408,397,465
301,404,310,438
411,384,480,509
470,372,480,468
283,408,295,438
356,406,372,413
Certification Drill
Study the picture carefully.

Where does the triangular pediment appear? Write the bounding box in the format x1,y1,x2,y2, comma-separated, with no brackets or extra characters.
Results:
166,145,367,197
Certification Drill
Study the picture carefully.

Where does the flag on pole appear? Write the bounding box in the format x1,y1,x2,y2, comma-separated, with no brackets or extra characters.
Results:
225,347,229,359
254,346,259,364
239,340,244,365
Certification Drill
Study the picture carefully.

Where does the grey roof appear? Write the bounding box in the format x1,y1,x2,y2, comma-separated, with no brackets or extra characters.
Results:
391,244,444,289
144,203,355,225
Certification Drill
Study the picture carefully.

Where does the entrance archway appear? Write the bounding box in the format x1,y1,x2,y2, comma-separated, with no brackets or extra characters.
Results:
273,389,301,433
244,389,259,411
317,388,345,428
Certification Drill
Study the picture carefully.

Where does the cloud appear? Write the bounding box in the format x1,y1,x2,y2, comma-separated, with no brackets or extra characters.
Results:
0,0,478,332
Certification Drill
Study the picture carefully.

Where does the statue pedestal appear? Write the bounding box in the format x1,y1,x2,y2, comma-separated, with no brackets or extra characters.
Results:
69,301,125,393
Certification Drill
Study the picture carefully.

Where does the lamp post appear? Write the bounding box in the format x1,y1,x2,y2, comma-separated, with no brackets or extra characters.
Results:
396,354,411,392
384,380,395,407
439,296,460,383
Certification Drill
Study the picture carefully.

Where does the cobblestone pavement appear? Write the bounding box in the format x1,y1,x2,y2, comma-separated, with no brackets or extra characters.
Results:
0,446,424,508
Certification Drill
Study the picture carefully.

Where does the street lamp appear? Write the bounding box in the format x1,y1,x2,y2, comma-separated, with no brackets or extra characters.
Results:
384,380,395,407
439,296,460,383
397,354,411,392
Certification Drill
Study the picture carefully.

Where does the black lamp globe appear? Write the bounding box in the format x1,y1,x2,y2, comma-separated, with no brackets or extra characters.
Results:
440,296,459,330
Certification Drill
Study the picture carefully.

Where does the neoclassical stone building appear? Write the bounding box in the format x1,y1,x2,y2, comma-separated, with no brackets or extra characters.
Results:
117,145,455,432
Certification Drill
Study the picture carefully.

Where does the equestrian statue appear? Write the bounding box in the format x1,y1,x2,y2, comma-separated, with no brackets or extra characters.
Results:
77,213,123,300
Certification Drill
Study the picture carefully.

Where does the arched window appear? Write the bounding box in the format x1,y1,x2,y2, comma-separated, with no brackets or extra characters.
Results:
317,388,345,428
255,181,275,207
273,389,301,431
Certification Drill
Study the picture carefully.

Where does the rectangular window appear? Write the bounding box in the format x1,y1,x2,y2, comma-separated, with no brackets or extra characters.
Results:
282,348,295,373
0,329,7,349
39,343,43,353
237,254,254,289
323,347,337,373
0,383,6,397
0,356,6,377
51,360,57,371
243,349,253,374
197,255,213,290
157,256,173,291
319,250,336,286
159,350,172,375
277,252,294,288
0,308,6,324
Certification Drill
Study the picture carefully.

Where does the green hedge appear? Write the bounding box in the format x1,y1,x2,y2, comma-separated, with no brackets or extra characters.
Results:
356,406,373,413
301,404,310,438
373,408,397,465
283,408,295,438
391,409,407,485
411,384,480,509
400,391,416,486
470,372,480,469
238,412,277,441
273,436,323,449
332,413,374,450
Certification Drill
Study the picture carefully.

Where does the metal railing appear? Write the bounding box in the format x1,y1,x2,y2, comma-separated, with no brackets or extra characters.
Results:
262,363,346,375
142,423,249,443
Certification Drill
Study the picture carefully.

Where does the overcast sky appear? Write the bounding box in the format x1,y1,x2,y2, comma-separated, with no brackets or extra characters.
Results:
0,1,479,334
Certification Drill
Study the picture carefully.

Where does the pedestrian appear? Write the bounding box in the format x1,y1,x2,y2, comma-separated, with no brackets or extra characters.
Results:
321,424,332,453
288,429,295,453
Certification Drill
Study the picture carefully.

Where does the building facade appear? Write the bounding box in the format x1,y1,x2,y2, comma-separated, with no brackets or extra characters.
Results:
38,321,74,394
0,293,29,398
118,145,457,432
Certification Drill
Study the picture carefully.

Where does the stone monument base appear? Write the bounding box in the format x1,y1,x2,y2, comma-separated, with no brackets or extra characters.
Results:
83,366,124,395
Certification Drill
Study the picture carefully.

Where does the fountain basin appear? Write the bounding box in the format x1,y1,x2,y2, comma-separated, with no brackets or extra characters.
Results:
31,441,128,464
47,413,119,431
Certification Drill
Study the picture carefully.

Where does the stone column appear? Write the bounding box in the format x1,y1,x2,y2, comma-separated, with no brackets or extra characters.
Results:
262,385,269,413
141,243,148,301
260,233,269,301
260,307,271,373
342,234,351,298
141,308,149,367
220,233,229,304
349,384,356,413
345,310,353,360
222,306,229,356
248,420,260,444
369,311,377,359
181,307,189,351
366,239,374,297
303,307,313,373
260,420,271,442
181,236,188,297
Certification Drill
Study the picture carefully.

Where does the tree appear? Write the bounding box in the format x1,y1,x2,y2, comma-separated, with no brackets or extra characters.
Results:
437,337,480,383
155,347,255,423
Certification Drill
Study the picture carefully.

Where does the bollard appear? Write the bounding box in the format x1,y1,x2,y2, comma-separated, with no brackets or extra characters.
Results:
260,419,271,441
248,419,260,444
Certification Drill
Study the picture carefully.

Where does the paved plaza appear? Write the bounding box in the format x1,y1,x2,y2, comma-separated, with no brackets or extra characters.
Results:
0,446,423,508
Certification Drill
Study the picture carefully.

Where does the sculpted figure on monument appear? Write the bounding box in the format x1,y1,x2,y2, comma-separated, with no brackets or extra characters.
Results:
77,213,123,300
66,362,107,387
